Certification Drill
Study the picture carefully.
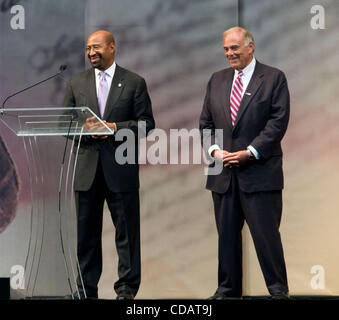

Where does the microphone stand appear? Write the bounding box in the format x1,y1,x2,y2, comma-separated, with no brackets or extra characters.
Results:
1,65,68,110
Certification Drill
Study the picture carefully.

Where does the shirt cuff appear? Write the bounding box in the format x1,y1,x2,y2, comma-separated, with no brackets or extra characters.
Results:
208,144,220,157
247,145,260,160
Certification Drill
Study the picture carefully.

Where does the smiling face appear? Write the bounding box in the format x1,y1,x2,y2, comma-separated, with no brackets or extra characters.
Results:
86,31,115,71
223,30,254,70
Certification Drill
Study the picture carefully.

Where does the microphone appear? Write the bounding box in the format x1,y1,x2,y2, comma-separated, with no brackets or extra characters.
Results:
1,64,68,109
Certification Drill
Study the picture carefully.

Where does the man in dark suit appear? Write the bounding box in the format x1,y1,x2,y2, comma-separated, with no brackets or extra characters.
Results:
199,27,289,299
0,136,19,233
63,30,155,299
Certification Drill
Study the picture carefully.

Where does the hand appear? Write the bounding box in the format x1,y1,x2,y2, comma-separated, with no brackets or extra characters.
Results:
90,120,116,140
212,149,233,167
103,121,117,132
212,149,229,161
223,150,250,167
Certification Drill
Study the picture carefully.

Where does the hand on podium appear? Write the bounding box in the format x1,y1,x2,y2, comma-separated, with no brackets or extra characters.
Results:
83,116,116,139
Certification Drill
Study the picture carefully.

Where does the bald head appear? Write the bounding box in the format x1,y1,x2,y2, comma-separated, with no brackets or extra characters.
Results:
86,30,115,70
88,30,115,45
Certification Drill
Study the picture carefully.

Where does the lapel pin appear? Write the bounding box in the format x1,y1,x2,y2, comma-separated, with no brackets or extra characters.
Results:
245,92,251,96
118,83,122,87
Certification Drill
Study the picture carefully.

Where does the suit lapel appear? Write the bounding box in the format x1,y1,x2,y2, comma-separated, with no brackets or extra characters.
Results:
85,69,100,116
233,62,264,129
103,65,125,120
220,69,234,129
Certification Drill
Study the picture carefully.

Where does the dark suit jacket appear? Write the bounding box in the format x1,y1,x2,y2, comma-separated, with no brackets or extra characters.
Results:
200,61,290,194
63,64,155,192
0,136,19,232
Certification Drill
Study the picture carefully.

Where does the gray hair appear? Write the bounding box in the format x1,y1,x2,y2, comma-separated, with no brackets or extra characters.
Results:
223,27,255,48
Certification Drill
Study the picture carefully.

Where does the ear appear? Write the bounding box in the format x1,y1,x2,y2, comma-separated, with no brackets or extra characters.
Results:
248,41,255,54
110,42,115,54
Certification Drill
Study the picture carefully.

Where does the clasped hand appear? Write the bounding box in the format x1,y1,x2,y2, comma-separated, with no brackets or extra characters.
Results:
212,149,249,167
83,116,116,139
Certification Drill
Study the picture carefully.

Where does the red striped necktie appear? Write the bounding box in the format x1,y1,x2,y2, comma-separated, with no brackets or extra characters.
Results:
230,70,243,126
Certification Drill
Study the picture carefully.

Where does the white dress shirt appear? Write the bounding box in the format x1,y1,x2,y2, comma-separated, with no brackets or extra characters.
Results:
208,57,260,159
94,61,116,102
232,57,256,99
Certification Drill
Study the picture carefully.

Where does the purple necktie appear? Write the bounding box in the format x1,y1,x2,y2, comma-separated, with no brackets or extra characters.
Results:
97,71,109,118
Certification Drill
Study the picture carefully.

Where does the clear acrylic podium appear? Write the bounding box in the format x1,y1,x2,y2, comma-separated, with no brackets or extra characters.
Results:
0,107,113,299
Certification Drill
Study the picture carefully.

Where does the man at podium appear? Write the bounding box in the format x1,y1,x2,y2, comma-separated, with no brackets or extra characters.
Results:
0,136,19,234
63,30,155,300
